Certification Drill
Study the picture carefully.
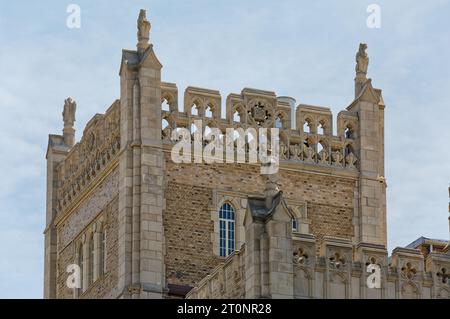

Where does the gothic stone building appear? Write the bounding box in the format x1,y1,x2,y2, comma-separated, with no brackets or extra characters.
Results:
44,10,450,299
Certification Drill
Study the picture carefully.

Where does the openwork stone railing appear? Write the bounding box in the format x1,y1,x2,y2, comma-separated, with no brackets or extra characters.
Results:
160,84,359,170
187,236,450,299
56,100,120,213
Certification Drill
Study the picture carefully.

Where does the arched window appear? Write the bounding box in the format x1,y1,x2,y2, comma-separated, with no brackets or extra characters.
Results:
318,122,325,135
219,203,235,257
162,118,169,130
291,218,298,232
191,104,199,116
88,234,94,285
275,115,283,129
205,105,213,118
303,119,312,133
161,98,170,112
317,142,324,153
99,228,106,277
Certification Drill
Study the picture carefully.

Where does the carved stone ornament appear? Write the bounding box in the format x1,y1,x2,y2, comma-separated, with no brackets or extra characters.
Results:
247,99,273,127
401,262,417,280
436,268,449,284
63,97,76,126
293,247,310,266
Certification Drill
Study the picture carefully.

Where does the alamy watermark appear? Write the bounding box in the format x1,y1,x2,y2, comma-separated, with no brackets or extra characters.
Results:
170,120,280,175
66,264,81,289
66,4,81,29
65,262,381,290
367,263,381,289
367,4,381,29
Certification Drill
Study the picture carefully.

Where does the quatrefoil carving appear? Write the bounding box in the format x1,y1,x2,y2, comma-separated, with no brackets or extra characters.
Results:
293,247,309,265
437,268,449,284
329,252,346,269
401,262,417,280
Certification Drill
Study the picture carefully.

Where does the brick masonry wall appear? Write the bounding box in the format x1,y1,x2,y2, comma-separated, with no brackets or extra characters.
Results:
164,181,220,286
164,151,356,287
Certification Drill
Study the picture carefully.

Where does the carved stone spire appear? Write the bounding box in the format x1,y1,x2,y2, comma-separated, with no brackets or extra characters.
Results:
137,9,151,54
62,97,76,147
355,43,369,98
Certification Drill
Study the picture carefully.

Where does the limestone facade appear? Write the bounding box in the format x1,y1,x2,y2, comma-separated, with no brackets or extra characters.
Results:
43,9,450,299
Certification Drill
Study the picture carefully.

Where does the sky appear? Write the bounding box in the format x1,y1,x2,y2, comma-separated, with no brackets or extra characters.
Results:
0,0,449,298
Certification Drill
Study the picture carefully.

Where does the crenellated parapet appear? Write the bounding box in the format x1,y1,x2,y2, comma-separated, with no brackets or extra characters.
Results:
159,84,360,170
54,100,121,217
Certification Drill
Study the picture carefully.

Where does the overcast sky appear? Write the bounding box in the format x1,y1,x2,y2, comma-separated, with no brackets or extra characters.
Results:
0,0,449,298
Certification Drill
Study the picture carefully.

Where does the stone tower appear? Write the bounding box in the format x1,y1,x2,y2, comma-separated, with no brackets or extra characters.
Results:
44,10,450,299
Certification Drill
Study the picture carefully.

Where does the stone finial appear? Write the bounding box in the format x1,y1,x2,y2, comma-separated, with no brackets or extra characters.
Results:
137,9,151,53
63,97,76,126
355,43,369,75
62,97,76,147
355,43,369,97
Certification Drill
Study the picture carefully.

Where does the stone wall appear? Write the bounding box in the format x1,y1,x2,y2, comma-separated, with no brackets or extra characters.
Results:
55,170,119,299
164,151,356,288
57,170,119,250
81,197,119,299
187,235,450,299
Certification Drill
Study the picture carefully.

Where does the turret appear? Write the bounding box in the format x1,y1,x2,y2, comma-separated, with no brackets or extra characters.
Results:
118,9,165,298
348,43,387,247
